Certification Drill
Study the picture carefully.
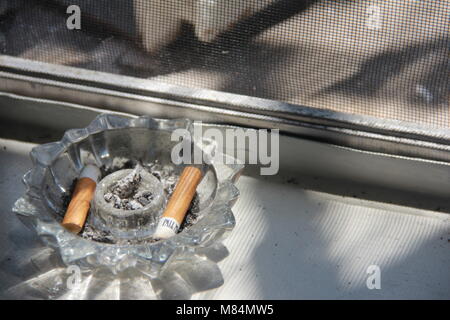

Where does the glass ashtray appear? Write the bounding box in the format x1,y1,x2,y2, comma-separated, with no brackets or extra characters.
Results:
11,114,243,299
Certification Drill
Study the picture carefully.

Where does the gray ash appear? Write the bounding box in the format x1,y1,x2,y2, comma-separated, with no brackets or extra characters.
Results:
110,167,141,198
81,224,115,244
103,165,154,211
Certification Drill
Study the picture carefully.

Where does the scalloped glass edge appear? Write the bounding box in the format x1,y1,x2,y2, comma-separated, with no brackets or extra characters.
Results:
12,114,244,298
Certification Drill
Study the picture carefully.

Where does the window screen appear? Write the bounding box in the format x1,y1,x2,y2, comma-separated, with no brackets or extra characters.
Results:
1,0,449,128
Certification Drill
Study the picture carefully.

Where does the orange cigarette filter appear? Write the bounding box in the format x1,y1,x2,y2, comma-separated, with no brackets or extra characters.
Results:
62,165,100,234
154,166,203,239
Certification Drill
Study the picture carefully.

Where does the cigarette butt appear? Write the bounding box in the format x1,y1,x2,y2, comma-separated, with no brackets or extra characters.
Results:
62,164,100,234
154,166,203,239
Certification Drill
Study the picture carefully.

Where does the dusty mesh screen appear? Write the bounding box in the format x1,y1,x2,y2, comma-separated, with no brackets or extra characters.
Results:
1,0,449,128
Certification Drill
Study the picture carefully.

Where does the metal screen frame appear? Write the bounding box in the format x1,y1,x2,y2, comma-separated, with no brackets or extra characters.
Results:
1,55,450,164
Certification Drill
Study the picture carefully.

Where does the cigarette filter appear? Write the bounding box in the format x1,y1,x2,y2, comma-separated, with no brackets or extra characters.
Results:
62,164,100,234
154,166,203,239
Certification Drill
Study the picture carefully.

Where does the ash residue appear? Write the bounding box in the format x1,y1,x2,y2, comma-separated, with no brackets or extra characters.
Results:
104,190,154,211
103,164,154,211
110,166,142,198
81,224,115,244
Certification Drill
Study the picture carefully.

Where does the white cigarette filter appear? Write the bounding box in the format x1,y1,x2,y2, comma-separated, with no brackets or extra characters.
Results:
154,166,203,239
80,164,101,182
154,217,180,239
61,164,100,234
